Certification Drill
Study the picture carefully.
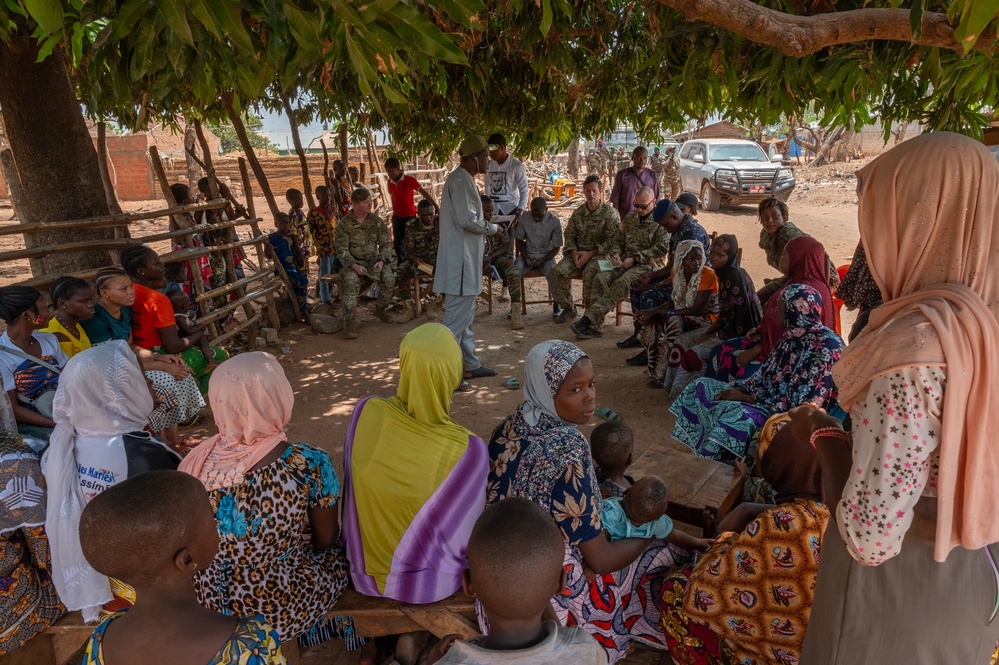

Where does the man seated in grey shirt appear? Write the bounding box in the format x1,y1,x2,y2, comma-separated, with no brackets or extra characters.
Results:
514,197,564,320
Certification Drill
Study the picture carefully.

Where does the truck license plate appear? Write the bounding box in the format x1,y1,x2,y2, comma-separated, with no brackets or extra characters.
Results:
749,185,765,194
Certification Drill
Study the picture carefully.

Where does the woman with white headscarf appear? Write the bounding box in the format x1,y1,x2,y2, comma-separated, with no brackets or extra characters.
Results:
42,340,180,621
486,340,694,664
636,240,719,387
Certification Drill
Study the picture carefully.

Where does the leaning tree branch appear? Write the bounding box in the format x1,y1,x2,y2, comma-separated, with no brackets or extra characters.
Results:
657,0,997,56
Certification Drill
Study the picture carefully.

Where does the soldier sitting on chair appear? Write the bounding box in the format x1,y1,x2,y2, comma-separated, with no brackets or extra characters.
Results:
397,200,440,302
334,187,396,339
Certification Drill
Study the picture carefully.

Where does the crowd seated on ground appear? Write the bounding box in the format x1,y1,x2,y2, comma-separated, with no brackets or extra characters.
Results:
3,134,999,665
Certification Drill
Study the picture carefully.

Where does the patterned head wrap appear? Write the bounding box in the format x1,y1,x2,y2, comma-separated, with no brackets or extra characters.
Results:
522,340,587,427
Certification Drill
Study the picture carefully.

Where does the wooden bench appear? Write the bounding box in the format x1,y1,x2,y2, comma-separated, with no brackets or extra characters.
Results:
631,445,745,537
10,587,479,665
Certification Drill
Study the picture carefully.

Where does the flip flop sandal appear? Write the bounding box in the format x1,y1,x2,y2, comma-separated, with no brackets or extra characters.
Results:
454,380,475,393
464,366,497,379
502,377,520,390
594,407,621,422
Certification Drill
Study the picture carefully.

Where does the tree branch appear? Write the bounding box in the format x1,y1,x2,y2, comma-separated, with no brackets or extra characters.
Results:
657,0,996,56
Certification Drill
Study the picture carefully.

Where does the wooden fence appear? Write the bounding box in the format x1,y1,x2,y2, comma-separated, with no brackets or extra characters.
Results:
0,197,298,348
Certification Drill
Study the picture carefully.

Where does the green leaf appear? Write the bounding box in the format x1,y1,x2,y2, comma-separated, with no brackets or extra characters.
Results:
34,31,61,61
909,0,924,40
23,0,62,32
153,0,193,45
108,0,151,44
386,3,466,64
283,3,317,54
540,0,553,35
71,22,83,64
954,0,999,52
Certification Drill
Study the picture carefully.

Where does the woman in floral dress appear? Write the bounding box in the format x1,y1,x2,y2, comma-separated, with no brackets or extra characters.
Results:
179,353,355,649
670,284,843,463
487,340,693,664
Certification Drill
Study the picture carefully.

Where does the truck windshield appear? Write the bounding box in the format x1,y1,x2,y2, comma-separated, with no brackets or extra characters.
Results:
710,144,768,161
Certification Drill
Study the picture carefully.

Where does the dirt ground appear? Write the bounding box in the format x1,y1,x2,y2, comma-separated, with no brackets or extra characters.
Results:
0,162,862,665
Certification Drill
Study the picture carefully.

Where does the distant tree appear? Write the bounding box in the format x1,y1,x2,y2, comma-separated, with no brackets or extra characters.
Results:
207,113,276,154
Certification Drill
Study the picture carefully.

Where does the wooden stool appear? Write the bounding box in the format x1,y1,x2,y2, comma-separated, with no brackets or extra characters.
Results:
631,447,745,537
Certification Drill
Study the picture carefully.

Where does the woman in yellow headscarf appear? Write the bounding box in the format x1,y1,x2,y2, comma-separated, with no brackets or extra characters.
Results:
341,323,488,603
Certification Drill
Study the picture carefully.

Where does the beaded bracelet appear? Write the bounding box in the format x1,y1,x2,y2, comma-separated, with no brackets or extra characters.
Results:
810,426,850,449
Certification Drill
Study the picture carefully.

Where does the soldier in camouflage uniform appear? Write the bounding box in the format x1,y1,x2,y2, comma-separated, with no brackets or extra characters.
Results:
663,146,682,200
650,146,663,178
480,195,524,329
571,186,669,339
586,149,599,176
397,200,440,299
334,188,396,338
551,175,620,323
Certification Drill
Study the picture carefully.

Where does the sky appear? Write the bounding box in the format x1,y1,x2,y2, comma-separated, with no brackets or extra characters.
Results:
258,108,388,150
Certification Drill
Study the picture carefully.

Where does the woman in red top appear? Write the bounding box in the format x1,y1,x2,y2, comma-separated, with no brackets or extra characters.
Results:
120,246,226,394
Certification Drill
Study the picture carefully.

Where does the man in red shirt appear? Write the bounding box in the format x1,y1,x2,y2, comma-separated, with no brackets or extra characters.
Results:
385,157,439,264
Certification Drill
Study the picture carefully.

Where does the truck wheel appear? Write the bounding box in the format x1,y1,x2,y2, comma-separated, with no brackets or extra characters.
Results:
701,182,721,211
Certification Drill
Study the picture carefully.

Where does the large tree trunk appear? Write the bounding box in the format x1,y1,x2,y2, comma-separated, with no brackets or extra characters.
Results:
0,36,113,276
567,140,579,178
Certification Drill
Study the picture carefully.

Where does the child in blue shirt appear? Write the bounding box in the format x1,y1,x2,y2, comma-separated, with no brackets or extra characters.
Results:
601,475,713,551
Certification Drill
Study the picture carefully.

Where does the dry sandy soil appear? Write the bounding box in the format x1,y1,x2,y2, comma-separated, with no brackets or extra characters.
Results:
0,160,864,664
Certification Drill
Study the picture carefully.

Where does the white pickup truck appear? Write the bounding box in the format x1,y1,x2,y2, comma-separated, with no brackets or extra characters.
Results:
678,138,796,211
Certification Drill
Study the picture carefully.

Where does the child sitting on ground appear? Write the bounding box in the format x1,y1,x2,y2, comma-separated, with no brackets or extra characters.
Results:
601,475,713,551
427,497,607,665
591,421,635,498
167,290,219,370
80,471,286,664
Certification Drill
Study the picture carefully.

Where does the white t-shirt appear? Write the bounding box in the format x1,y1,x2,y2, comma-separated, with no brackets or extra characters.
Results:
437,621,607,665
486,155,529,215
0,330,68,393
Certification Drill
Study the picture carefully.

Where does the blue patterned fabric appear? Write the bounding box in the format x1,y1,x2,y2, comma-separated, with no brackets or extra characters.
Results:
671,285,844,462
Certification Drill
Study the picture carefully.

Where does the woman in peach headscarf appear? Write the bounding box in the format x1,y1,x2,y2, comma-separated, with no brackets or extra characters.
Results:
790,132,999,665
179,353,356,650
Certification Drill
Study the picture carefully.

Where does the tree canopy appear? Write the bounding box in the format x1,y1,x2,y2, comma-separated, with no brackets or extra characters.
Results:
1,0,997,159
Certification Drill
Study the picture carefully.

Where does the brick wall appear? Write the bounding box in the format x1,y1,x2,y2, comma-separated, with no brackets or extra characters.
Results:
101,133,156,201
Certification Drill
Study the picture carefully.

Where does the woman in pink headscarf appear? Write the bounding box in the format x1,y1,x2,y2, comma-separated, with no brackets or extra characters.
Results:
790,132,999,665
179,353,356,650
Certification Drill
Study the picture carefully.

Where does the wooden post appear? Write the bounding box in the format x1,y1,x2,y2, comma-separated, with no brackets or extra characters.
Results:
281,93,316,210
237,158,264,267
184,124,201,190
239,157,299,318
149,145,217,338
338,124,349,168
221,92,280,221
193,120,221,201
96,123,129,263
0,148,44,276
319,138,332,190
365,130,377,175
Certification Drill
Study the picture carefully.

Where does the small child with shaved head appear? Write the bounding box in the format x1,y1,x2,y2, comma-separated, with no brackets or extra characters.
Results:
428,497,607,664
79,471,287,665
590,421,636,498
601,475,713,552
